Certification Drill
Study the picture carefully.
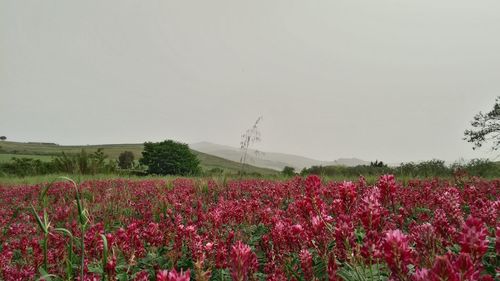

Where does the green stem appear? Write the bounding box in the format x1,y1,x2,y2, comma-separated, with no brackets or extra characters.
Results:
43,233,48,272
81,226,85,281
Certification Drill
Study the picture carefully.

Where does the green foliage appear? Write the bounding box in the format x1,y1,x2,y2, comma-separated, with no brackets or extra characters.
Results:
400,159,448,177
210,268,231,281
0,141,278,177
117,151,135,169
100,234,108,281
0,158,57,176
52,149,116,174
140,140,201,176
370,160,387,168
482,236,499,277
300,158,499,178
301,164,392,177
457,158,500,177
0,149,116,176
337,263,389,281
282,166,296,177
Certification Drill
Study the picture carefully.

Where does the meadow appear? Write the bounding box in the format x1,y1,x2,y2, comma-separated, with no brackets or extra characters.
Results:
0,175,498,280
0,141,278,177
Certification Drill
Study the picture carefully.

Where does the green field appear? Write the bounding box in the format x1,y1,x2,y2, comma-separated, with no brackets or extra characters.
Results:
0,153,54,163
0,141,278,175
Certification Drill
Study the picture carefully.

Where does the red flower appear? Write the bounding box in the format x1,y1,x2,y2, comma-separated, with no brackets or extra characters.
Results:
412,268,430,281
305,175,322,195
230,241,258,281
299,249,313,280
156,270,169,281
156,269,190,281
458,216,489,261
382,229,413,276
105,256,116,277
377,174,397,206
430,255,457,281
338,181,357,212
358,187,386,231
453,253,480,281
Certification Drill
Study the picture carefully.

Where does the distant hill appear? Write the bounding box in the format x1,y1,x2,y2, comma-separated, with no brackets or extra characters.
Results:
0,141,277,175
0,140,371,173
190,142,369,171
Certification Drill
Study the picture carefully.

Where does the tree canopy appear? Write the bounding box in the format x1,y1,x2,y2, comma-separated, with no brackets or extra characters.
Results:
139,140,200,176
118,151,135,169
282,166,296,177
464,96,500,151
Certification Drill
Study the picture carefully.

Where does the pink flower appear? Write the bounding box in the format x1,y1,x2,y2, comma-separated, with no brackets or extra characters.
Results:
429,255,456,281
204,242,214,251
299,249,313,280
311,215,325,233
327,253,340,281
412,268,430,281
382,229,413,276
134,270,149,281
156,270,169,281
230,241,258,281
305,175,322,195
453,253,479,281
358,187,386,230
291,224,303,235
422,253,482,281
105,256,116,276
156,269,190,281
458,216,489,261
377,174,397,206
339,181,357,206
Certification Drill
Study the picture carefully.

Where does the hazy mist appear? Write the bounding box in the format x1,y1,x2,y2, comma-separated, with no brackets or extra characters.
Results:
1,0,500,163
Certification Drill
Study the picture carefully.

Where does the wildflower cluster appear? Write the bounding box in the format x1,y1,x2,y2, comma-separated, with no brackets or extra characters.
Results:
0,175,498,280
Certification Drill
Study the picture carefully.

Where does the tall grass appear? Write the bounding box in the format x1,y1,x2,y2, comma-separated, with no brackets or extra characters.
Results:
30,177,90,280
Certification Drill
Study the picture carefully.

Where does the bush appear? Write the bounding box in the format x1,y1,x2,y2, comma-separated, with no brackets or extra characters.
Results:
52,149,116,174
118,151,135,169
139,140,201,176
282,166,296,177
459,158,500,178
0,158,57,176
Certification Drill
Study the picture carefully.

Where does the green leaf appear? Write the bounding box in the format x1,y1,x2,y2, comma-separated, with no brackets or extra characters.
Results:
54,228,73,239
312,254,327,280
37,267,58,281
337,263,389,281
100,234,109,281
31,205,48,234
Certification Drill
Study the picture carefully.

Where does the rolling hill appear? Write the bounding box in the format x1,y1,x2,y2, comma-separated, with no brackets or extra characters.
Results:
0,141,278,175
190,142,370,171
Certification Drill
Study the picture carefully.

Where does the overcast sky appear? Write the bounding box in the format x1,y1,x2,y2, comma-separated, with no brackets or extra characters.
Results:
1,1,499,163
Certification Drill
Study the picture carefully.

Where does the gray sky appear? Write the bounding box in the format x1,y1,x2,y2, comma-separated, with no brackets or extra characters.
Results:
1,0,499,163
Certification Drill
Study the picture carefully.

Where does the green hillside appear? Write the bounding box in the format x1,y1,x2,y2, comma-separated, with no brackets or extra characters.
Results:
0,141,278,175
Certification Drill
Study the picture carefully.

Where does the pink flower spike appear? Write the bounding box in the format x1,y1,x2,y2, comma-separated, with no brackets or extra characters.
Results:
230,241,258,281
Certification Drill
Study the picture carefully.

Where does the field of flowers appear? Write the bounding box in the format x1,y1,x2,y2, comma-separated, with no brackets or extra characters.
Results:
0,175,498,280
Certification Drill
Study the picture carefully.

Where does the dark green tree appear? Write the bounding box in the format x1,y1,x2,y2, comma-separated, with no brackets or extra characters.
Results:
282,166,296,177
139,140,200,176
464,96,500,151
370,160,387,168
118,151,135,169
0,136,6,141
